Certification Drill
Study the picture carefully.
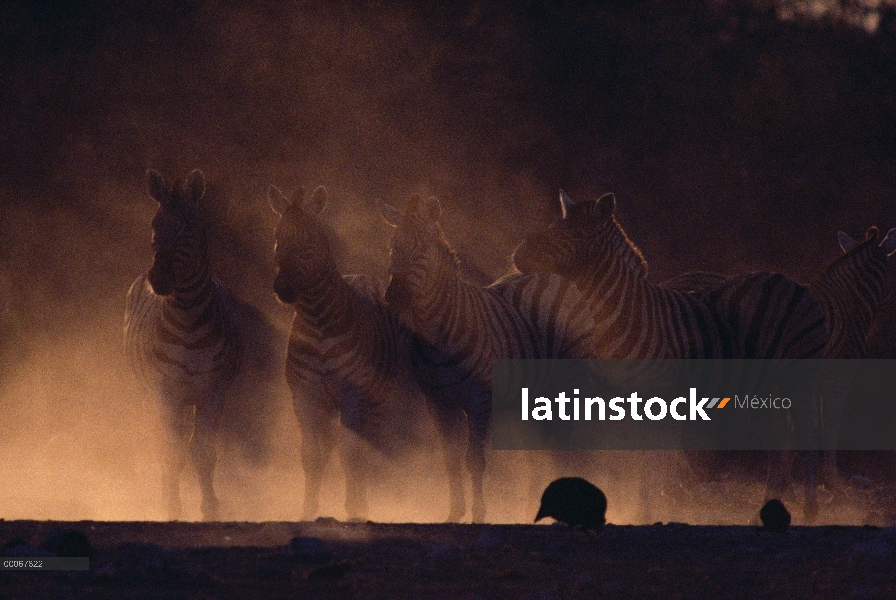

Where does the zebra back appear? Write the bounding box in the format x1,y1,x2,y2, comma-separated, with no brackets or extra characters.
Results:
382,196,596,379
696,271,827,360
489,272,596,360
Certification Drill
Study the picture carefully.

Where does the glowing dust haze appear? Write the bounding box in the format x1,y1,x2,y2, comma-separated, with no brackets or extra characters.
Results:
1,1,895,524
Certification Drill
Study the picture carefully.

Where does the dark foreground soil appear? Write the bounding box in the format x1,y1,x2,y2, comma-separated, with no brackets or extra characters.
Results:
1,519,895,599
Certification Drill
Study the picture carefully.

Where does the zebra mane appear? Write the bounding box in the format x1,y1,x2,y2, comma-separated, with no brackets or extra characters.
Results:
435,222,463,273
604,214,648,278
403,206,462,273
820,230,880,278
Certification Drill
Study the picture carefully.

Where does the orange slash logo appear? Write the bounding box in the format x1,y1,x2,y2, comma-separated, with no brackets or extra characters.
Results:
705,397,730,409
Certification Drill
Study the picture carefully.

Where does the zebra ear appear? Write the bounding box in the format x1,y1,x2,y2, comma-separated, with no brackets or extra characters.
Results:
585,192,615,220
268,185,290,216
147,169,167,204
423,196,442,222
302,186,328,216
838,231,858,253
866,225,880,241
559,189,574,220
378,201,403,228
185,169,205,203
880,227,896,256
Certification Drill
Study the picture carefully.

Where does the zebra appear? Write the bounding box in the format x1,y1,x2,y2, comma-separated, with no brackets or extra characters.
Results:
661,228,896,490
512,190,829,521
379,194,596,523
125,169,245,522
809,227,896,487
269,184,424,521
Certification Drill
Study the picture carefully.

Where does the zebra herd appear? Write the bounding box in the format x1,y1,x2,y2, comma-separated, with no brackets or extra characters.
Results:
124,169,896,524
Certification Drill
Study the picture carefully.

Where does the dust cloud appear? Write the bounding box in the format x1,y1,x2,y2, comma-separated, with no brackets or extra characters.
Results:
1,1,896,524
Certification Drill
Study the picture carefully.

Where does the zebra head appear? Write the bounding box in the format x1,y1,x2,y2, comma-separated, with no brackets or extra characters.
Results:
380,195,452,316
146,169,209,297
268,185,332,305
837,226,896,257
513,190,647,283
829,226,896,304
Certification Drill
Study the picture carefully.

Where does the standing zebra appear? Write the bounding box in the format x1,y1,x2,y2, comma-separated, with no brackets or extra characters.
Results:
269,184,423,521
380,195,595,523
661,228,896,490
810,227,896,486
512,191,829,521
125,169,243,521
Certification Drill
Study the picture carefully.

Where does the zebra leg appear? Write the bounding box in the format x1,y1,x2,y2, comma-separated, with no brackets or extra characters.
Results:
467,442,487,525
466,398,491,524
429,401,467,522
818,361,856,489
292,389,338,520
787,369,822,523
192,399,223,522
339,431,369,522
160,402,193,521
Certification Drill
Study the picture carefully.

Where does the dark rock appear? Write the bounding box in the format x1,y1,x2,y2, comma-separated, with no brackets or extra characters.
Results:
535,477,607,533
760,499,791,533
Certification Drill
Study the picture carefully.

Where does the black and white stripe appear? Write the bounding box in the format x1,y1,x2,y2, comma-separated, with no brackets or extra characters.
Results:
514,192,729,361
810,227,896,485
512,191,829,521
813,228,896,359
124,169,242,522
380,195,595,523
270,185,419,521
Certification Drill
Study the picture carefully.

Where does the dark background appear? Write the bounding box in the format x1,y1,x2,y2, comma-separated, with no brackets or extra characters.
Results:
2,1,896,354
1,0,896,517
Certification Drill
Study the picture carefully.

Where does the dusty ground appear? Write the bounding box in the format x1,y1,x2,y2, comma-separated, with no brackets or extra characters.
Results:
1,517,896,600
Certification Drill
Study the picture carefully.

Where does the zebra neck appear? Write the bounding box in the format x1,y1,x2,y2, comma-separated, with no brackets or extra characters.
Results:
164,267,218,327
577,260,670,357
408,261,465,345
292,268,362,334
813,273,882,333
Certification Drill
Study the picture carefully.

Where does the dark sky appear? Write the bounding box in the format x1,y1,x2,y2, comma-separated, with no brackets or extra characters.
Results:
2,0,896,361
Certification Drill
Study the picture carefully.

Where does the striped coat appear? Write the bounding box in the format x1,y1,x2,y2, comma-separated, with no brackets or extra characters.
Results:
513,192,729,360
125,169,241,522
809,227,896,485
381,195,595,523
512,191,829,521
661,228,896,487
270,185,421,521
